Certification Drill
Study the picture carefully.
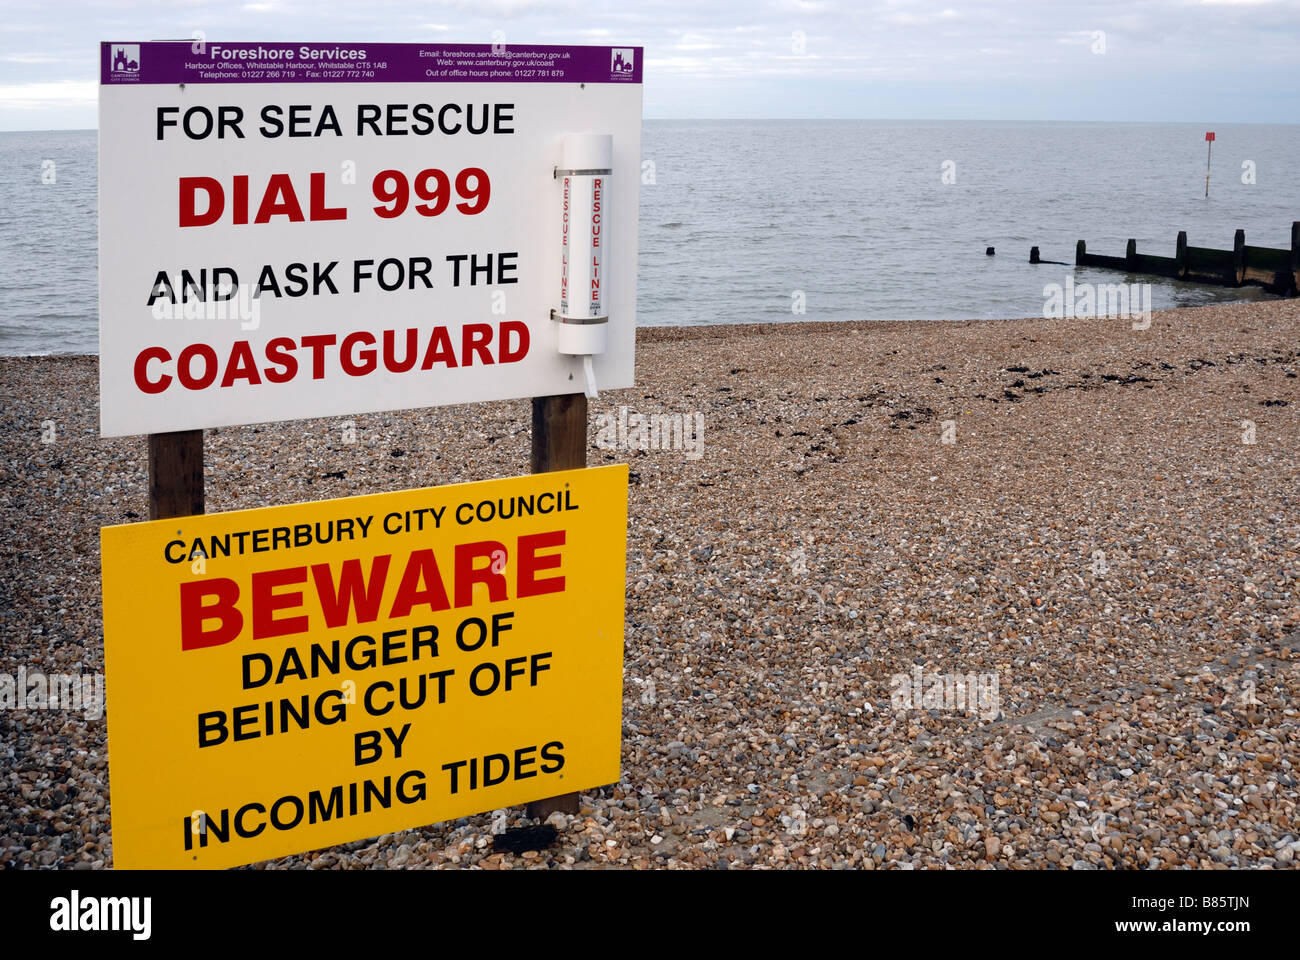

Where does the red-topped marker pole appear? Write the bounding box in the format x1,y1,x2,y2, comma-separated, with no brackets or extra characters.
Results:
1204,131,1215,198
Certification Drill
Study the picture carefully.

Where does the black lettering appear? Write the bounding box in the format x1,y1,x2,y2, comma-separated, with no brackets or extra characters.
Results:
198,710,227,747
259,104,285,138
541,740,565,774
243,653,272,688
357,104,382,136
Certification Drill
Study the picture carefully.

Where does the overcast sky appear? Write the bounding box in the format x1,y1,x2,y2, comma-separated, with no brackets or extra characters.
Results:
2,0,1298,129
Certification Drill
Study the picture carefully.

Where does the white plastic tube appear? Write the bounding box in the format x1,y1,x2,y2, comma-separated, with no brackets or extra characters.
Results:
557,133,612,398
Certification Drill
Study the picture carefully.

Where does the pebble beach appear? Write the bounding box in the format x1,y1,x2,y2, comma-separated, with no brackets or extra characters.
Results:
1,298,1298,870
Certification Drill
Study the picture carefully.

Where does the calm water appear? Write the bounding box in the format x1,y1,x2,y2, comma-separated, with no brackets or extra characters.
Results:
1,121,1297,353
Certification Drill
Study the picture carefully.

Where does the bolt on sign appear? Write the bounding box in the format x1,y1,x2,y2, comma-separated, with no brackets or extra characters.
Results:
101,466,627,869
97,41,642,436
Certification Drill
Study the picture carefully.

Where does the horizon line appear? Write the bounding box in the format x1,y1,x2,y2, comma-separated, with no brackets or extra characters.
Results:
5,117,1300,134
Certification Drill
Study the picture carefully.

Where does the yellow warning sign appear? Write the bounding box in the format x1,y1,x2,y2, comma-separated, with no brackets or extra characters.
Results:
101,465,627,869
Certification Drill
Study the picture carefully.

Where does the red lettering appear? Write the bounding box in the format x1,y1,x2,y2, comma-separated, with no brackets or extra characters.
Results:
499,321,529,364
389,550,451,618
180,578,243,650
232,175,248,225
461,323,493,366
251,566,309,640
310,172,348,221
179,176,223,227
383,329,419,373
263,337,298,383
420,327,458,369
177,343,218,390
340,331,377,376
454,540,508,608
300,334,337,379
517,530,566,598
254,173,305,223
311,556,391,629
220,340,262,387
179,173,346,226
128,325,530,393
178,534,559,653
134,346,172,394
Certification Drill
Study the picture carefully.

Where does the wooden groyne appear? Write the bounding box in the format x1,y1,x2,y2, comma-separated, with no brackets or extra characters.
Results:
1074,222,1299,296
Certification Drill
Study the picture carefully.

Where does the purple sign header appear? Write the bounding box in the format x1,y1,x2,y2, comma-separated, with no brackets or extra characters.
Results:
101,41,642,85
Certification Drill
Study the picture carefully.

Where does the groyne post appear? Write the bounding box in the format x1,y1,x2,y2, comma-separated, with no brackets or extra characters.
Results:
1292,222,1300,293
1077,226,1295,294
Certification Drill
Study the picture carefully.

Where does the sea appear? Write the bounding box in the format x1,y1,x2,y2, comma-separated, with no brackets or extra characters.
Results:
1,120,1297,354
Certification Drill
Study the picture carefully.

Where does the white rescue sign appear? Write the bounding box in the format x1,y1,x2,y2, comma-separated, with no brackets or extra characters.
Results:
97,42,642,436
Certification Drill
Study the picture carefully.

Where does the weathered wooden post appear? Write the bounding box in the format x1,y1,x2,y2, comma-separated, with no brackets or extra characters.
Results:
525,393,587,820
531,394,587,477
1076,226,1292,291
1291,221,1300,294
148,430,204,520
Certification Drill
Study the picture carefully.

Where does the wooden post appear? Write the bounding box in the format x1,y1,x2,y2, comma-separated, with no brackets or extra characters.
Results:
1029,246,1040,264
1233,229,1246,285
148,430,204,520
1176,231,1188,280
530,393,587,475
525,393,587,819
1291,221,1299,294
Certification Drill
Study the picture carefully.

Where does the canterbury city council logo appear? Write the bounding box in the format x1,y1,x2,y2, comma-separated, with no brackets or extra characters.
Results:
610,49,634,75
110,44,141,74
